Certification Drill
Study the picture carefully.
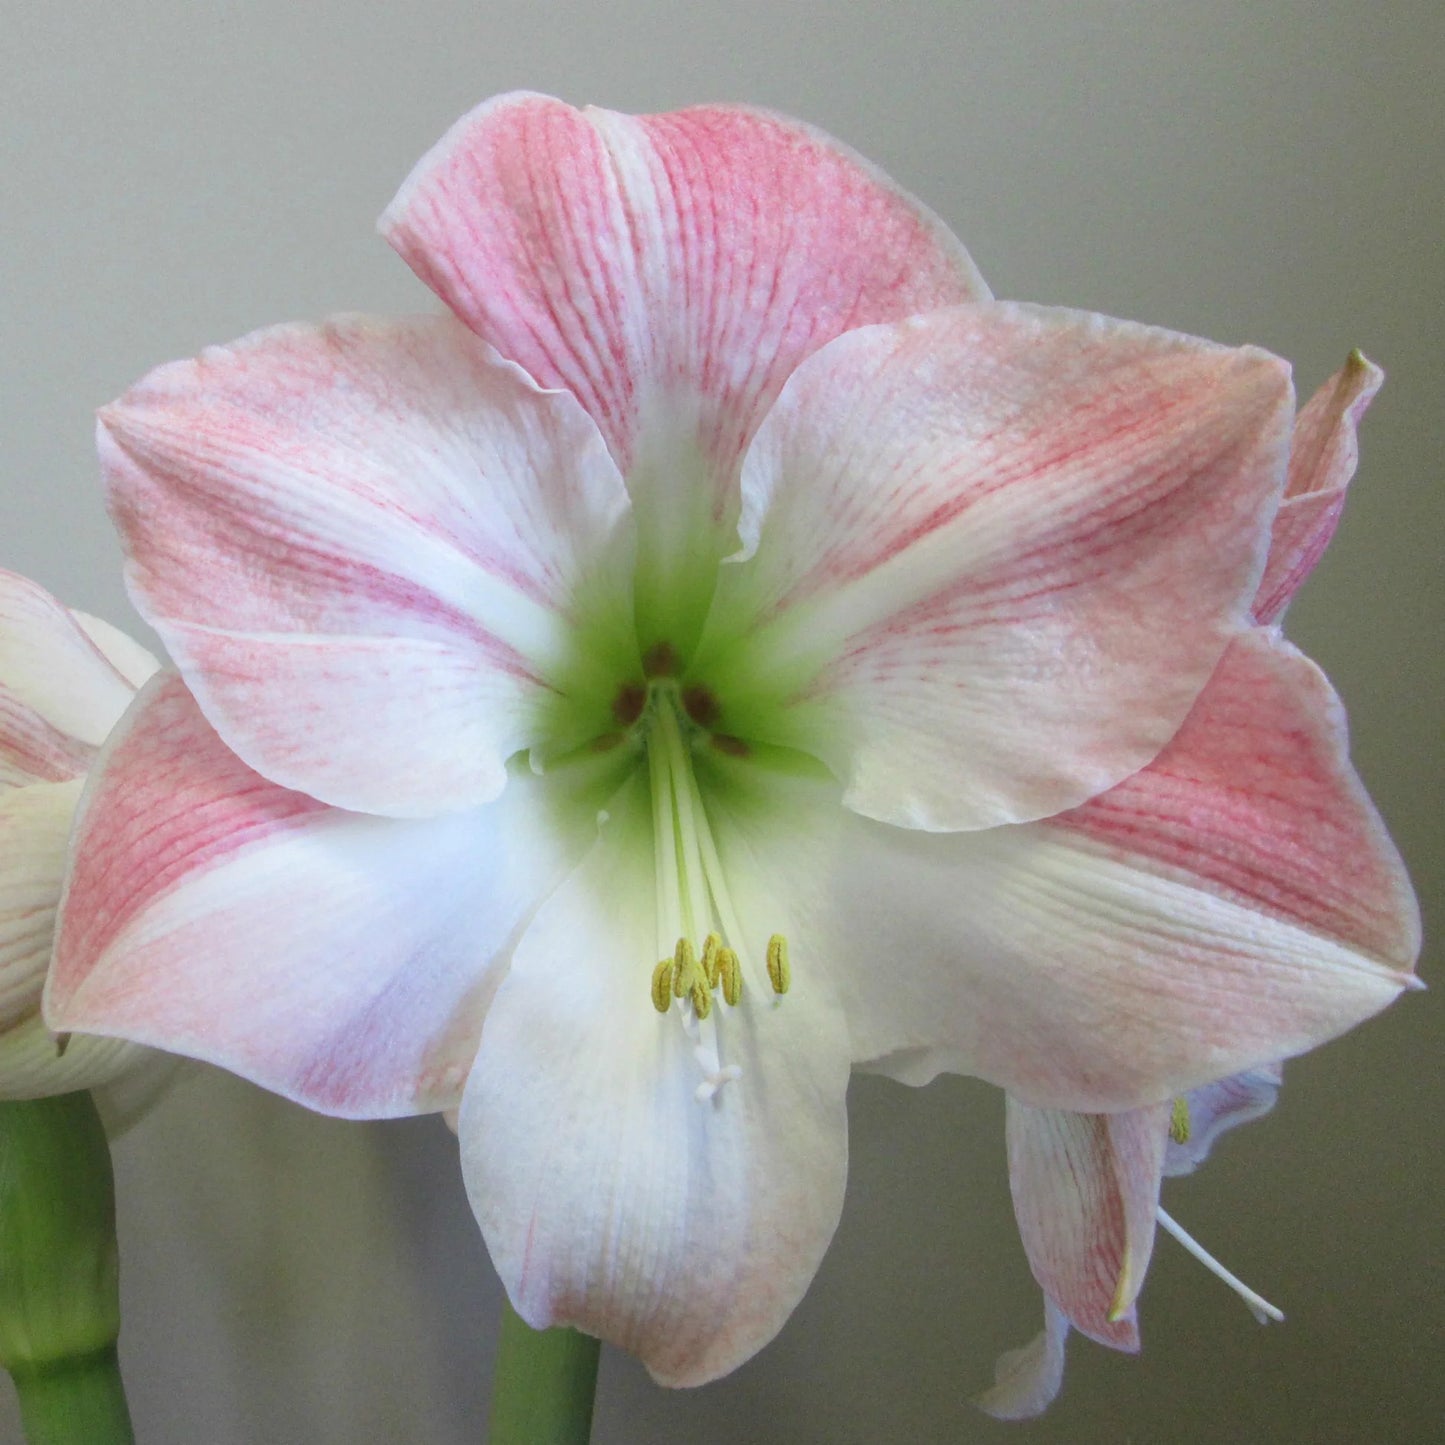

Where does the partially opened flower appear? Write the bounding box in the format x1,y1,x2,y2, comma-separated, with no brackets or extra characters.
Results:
45,95,1419,1385
0,569,164,1121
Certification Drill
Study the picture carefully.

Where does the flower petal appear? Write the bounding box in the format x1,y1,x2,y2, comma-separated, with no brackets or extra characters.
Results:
1253,351,1383,624
1005,1097,1170,1343
729,630,1416,1110
100,313,633,817
47,674,606,1116
703,304,1293,830
1165,1064,1282,1178
381,94,985,649
383,93,984,481
460,770,851,1386
0,570,153,788
975,1295,1071,1421
0,779,156,1098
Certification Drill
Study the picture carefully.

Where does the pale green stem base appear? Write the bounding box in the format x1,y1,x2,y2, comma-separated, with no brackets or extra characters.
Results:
488,1300,601,1445
10,1346,134,1445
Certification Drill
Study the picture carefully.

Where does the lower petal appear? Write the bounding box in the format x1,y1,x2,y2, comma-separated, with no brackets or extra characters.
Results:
976,1295,1071,1421
460,771,851,1385
1005,1098,1169,1342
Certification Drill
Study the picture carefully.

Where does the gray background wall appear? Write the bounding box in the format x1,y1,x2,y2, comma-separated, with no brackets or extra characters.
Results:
2,2,1440,1441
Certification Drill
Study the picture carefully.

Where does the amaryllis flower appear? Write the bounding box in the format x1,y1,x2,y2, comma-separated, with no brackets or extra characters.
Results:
980,351,1418,1417
0,569,165,1121
45,95,1418,1384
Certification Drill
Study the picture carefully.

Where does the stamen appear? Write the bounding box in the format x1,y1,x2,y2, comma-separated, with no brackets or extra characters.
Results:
767,934,791,995
701,933,723,987
1170,1096,1192,1144
717,948,742,1006
651,960,675,1014
1156,1207,1285,1324
672,937,698,998
695,1064,742,1103
690,978,713,1019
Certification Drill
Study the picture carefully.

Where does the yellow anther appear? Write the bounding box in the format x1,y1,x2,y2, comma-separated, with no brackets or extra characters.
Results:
766,934,791,995
1170,1096,1192,1145
690,978,713,1020
651,960,675,1014
701,933,723,988
672,937,697,998
717,947,742,1006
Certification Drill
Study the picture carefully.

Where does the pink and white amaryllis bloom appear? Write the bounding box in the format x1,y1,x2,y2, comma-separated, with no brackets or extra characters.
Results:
45,95,1419,1384
0,569,164,1119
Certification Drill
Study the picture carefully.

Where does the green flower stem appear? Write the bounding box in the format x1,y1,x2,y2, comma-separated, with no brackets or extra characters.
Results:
488,1298,601,1445
0,1093,134,1445
10,1347,133,1445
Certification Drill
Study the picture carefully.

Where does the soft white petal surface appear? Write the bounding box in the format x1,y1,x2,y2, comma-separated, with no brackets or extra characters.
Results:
0,571,155,789
48,674,607,1116
705,305,1293,829
99,313,633,817
718,629,1416,1110
460,771,851,1386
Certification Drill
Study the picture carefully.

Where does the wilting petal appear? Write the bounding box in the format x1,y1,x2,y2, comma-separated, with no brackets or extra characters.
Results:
461,771,851,1386
100,313,634,817
1165,1064,1282,1178
976,1295,1071,1421
382,93,984,648
1254,351,1382,624
48,675,611,1116
731,630,1415,1110
0,570,155,788
704,304,1293,830
1005,1098,1170,1342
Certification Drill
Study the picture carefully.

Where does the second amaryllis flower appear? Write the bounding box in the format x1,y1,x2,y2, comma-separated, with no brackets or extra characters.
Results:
44,94,1418,1385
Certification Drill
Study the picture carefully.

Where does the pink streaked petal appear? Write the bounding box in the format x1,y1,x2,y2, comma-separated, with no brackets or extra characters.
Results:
0,571,154,788
100,312,632,817
707,304,1293,830
719,697,1413,1111
46,674,593,1117
1254,351,1383,624
1165,1064,1282,1178
1006,1098,1170,1344
461,770,851,1386
976,1295,1071,1421
382,93,985,604
1053,628,1419,969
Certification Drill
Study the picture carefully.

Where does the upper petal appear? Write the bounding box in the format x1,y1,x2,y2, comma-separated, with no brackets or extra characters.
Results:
382,93,985,481
47,674,606,1116
381,95,986,650
702,304,1293,830
746,629,1415,1110
1253,351,1383,625
100,313,634,817
461,769,851,1386
0,570,156,789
